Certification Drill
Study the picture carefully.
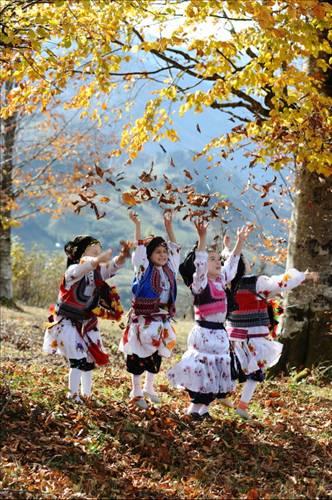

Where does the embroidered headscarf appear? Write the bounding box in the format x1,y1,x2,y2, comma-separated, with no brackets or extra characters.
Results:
64,235,100,267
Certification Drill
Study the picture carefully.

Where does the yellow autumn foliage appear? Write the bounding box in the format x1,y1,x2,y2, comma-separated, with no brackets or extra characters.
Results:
1,0,331,175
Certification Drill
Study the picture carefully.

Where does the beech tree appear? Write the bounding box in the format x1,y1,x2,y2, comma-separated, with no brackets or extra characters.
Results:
0,0,331,368
0,78,117,302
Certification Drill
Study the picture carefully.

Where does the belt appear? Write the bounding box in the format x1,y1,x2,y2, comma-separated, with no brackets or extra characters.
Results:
247,333,269,339
196,320,224,330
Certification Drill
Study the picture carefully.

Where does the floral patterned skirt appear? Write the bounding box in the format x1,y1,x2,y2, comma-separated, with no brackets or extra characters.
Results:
167,324,235,394
43,316,103,363
119,315,176,359
232,337,283,375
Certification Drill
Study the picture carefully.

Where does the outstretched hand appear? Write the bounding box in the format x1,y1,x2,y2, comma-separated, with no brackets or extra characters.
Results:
119,240,132,259
237,223,254,242
163,209,173,229
164,209,176,242
304,270,319,283
193,217,209,239
129,211,140,225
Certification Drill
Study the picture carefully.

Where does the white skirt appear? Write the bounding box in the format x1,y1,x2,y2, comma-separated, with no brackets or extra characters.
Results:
233,337,283,375
168,324,235,394
119,315,176,359
43,316,103,363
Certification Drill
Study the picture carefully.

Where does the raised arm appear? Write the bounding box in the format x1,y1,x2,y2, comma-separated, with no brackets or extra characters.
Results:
65,248,113,286
194,217,208,252
191,218,209,294
231,224,254,256
164,209,176,243
129,211,142,242
101,241,132,280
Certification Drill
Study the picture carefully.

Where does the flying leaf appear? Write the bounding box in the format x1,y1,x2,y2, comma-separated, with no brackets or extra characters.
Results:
95,164,104,177
122,191,138,206
183,169,193,181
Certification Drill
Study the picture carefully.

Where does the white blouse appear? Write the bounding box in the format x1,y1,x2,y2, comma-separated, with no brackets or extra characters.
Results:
64,257,122,295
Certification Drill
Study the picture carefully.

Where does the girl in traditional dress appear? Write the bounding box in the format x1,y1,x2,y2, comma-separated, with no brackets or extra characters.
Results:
168,220,252,420
222,239,319,419
119,210,180,409
43,235,129,402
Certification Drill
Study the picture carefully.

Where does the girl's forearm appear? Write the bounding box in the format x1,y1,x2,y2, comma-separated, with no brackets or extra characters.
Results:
166,226,176,243
232,237,244,256
135,223,142,241
197,235,206,252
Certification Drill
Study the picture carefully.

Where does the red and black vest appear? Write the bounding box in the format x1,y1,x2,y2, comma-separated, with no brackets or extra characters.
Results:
227,276,270,329
56,267,103,321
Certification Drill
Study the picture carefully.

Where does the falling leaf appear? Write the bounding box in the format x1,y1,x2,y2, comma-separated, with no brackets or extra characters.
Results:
139,162,157,183
122,191,138,206
187,192,210,207
95,164,104,177
183,169,193,181
158,193,176,204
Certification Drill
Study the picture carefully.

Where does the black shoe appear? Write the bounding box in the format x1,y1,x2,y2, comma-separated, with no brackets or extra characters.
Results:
199,412,214,421
188,412,202,421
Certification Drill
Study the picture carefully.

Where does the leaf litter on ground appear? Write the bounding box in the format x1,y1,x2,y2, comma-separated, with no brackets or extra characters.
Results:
0,306,331,499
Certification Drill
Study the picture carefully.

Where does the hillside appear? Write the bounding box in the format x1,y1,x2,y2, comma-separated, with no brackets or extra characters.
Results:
14,148,289,257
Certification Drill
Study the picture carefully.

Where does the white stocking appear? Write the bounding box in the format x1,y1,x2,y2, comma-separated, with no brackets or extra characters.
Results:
81,371,93,397
186,403,203,414
143,372,156,395
240,379,258,404
68,368,81,397
130,374,143,398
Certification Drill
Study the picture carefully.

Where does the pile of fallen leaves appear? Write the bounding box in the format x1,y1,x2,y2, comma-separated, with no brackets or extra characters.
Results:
0,307,331,499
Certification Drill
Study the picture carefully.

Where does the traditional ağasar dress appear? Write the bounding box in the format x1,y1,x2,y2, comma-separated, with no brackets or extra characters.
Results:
167,250,240,403
119,242,180,375
226,270,305,379
43,256,122,368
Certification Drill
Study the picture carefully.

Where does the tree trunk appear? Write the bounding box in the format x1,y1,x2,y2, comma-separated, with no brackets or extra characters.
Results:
0,82,17,301
0,226,12,301
272,15,332,373
273,169,332,372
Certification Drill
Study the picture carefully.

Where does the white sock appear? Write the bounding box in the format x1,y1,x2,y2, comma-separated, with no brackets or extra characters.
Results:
240,380,258,404
131,374,143,398
68,368,81,396
81,371,93,397
199,404,210,416
186,403,203,414
143,372,156,395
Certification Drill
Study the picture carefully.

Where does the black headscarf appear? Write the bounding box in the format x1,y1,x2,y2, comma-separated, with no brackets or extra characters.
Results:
64,235,100,267
146,236,167,261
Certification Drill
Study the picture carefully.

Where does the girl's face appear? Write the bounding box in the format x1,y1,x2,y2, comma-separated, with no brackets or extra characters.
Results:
150,245,168,266
83,243,102,258
207,251,222,278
